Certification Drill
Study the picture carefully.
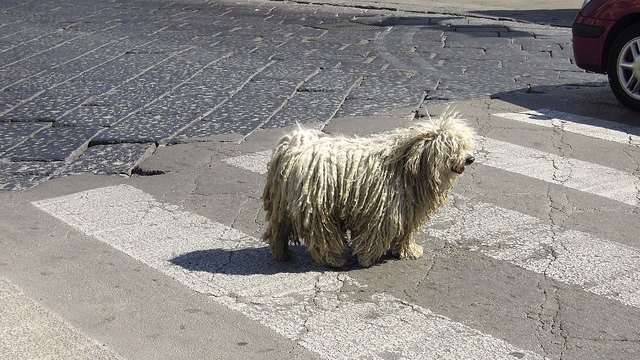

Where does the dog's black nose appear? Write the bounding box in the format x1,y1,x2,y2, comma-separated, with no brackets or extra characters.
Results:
465,156,475,165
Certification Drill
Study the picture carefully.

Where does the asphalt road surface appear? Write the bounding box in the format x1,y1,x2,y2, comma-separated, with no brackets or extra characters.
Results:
1,0,640,359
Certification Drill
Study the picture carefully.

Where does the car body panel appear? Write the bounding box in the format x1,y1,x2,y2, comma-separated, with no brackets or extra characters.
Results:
583,0,640,20
573,0,640,74
572,15,615,72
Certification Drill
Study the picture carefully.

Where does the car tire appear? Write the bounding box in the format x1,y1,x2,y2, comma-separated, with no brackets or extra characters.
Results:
607,24,640,111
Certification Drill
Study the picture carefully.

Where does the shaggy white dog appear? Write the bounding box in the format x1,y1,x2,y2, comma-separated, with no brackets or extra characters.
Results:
262,114,476,267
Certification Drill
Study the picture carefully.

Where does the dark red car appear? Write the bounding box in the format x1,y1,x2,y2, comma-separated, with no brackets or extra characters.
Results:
573,0,640,110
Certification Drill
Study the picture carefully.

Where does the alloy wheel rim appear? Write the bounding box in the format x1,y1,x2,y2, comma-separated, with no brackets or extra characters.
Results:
617,37,640,100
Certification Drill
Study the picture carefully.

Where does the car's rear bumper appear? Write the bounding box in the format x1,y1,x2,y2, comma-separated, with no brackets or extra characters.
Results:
572,15,615,74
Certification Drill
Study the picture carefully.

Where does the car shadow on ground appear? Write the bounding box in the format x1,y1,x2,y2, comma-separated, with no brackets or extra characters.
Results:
469,9,580,27
491,82,640,128
350,15,533,37
351,8,580,28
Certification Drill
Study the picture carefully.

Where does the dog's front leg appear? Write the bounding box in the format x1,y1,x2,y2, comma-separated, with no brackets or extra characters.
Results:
351,236,388,268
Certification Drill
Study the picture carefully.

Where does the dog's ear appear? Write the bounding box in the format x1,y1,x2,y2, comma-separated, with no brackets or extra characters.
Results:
406,139,425,175
406,130,439,176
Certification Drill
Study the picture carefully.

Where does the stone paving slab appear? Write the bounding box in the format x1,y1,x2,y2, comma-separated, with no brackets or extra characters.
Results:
0,161,62,175
264,90,345,128
0,174,50,191
0,161,65,191
63,143,156,175
93,112,197,144
4,126,97,162
0,0,604,191
3,89,93,121
0,123,49,152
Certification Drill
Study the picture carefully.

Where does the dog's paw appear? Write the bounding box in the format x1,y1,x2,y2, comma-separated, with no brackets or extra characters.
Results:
325,258,347,268
399,243,423,260
322,252,347,268
356,257,375,268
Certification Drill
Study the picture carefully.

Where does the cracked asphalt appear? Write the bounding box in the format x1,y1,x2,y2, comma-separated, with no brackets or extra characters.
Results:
2,0,640,359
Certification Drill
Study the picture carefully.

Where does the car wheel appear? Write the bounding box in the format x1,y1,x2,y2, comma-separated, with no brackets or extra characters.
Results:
608,24,640,111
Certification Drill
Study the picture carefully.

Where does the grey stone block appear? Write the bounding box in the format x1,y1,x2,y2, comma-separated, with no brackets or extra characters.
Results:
0,160,64,191
265,90,344,128
301,69,361,91
0,161,63,176
0,174,50,191
57,104,133,127
0,123,49,152
64,142,155,175
92,112,198,144
4,126,98,161
1,88,91,121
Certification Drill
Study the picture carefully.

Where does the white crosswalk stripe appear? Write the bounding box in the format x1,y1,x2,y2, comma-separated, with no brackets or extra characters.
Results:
493,109,640,146
30,109,640,359
476,136,640,207
32,185,540,360
222,151,271,175
428,196,640,308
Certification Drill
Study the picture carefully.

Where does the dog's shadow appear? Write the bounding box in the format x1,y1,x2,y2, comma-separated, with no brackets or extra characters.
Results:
170,246,361,275
170,246,390,275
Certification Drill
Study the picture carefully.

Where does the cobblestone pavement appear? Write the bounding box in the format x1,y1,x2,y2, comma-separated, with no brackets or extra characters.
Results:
0,0,599,190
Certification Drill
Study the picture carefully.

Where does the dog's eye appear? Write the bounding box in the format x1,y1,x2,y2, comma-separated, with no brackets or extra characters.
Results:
465,156,475,165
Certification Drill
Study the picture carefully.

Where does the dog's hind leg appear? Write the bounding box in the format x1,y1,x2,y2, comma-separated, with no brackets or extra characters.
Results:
393,234,423,260
266,217,294,262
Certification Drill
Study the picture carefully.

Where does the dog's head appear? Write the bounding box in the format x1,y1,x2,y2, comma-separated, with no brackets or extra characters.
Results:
436,117,476,176
405,115,476,183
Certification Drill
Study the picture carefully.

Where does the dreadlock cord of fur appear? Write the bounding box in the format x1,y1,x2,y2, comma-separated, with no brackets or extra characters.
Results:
262,116,476,267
